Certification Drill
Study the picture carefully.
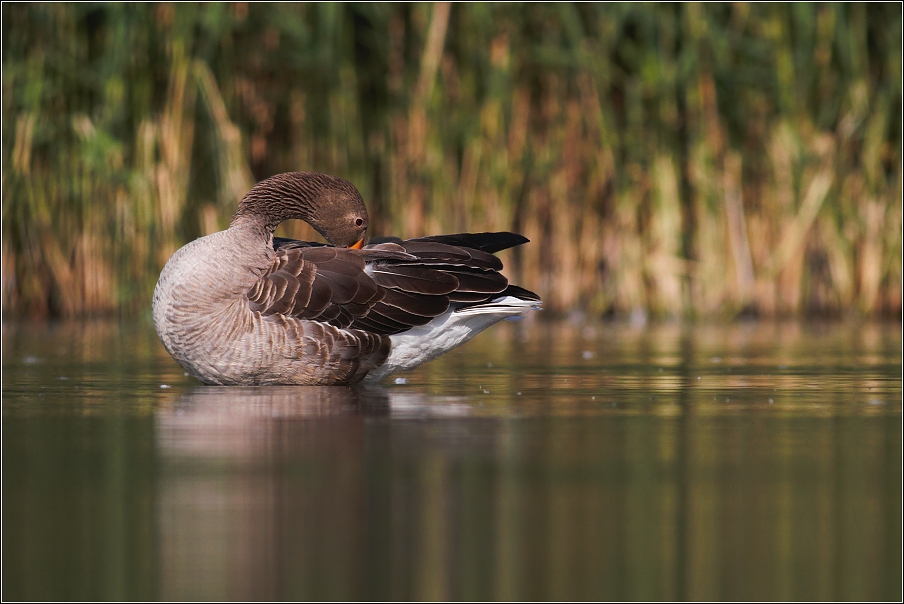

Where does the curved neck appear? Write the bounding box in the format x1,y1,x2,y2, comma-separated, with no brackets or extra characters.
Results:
230,172,321,237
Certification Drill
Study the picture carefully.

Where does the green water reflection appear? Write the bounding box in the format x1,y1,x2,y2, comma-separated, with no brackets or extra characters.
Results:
2,320,901,600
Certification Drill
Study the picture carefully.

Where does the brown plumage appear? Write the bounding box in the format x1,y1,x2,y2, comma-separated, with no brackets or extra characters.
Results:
153,171,540,385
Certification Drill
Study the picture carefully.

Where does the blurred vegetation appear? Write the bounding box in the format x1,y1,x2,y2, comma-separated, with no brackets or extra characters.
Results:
2,3,901,317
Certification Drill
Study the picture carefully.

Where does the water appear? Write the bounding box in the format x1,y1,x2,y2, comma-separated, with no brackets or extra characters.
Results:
2,319,901,601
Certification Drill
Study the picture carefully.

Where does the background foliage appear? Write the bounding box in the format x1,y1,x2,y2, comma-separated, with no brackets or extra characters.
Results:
2,3,901,317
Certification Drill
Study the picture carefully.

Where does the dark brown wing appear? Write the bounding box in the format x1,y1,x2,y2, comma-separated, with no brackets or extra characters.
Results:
350,233,533,335
250,232,536,337
246,245,386,329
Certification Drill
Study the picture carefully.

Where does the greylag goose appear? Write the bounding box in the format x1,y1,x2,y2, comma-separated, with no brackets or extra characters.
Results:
153,171,541,385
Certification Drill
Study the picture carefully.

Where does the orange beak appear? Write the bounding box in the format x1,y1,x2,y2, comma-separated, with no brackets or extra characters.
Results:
349,238,364,250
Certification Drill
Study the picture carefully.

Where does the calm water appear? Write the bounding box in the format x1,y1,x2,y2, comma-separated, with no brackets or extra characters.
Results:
2,318,901,601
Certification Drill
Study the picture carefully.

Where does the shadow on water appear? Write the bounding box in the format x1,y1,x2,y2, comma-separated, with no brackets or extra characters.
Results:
2,319,902,601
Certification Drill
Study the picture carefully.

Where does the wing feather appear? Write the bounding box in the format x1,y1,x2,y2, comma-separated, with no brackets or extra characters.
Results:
369,265,459,294
379,288,451,317
249,231,536,337
399,241,502,270
408,232,528,254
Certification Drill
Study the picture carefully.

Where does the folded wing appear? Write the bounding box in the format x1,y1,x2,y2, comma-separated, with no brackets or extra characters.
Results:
246,232,537,336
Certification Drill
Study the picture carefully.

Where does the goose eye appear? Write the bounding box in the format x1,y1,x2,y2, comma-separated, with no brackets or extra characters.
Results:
355,218,364,227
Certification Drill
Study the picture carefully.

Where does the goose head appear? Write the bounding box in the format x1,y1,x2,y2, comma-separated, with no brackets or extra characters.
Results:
230,171,368,248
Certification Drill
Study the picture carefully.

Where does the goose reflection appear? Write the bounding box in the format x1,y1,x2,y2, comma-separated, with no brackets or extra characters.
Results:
155,385,477,600
156,385,473,460
163,385,394,418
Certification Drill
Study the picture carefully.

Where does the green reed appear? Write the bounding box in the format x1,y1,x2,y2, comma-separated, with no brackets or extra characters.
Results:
2,3,900,317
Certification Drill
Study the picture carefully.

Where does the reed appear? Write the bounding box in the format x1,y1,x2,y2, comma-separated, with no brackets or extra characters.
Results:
2,3,900,318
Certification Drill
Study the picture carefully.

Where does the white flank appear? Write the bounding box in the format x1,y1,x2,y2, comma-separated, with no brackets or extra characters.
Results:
362,296,541,383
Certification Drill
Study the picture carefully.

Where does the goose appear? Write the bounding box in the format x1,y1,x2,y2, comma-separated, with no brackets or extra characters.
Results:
152,171,541,385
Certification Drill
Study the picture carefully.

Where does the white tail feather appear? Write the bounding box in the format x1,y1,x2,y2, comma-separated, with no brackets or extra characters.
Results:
362,295,540,383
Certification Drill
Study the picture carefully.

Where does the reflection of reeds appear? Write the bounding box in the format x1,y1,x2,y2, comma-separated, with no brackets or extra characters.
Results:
2,3,900,317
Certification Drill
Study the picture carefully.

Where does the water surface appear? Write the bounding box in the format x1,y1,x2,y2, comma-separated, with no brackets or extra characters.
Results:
2,319,901,601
